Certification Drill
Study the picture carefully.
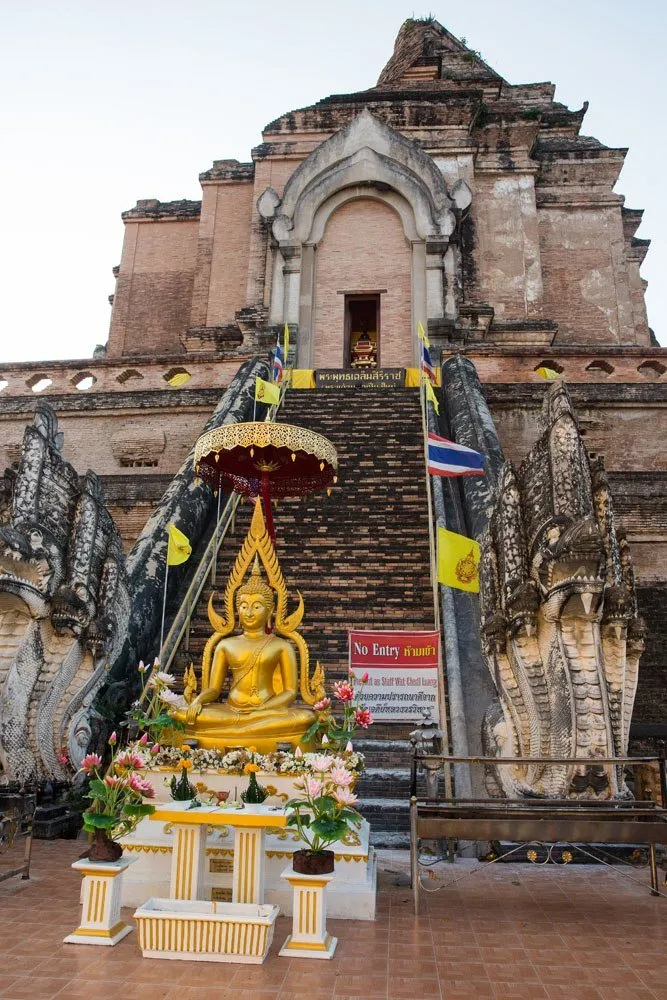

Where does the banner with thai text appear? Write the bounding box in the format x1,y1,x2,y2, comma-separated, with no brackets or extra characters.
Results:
348,630,439,723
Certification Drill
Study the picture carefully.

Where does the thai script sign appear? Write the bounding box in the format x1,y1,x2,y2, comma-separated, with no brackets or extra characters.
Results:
316,368,405,388
348,629,439,722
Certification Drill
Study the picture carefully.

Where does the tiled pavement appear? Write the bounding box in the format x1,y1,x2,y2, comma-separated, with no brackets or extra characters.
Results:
0,840,665,1000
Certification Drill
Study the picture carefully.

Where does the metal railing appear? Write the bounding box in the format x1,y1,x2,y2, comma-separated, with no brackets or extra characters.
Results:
159,382,289,676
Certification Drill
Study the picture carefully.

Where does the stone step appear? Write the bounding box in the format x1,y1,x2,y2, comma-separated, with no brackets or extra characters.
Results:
177,386,434,840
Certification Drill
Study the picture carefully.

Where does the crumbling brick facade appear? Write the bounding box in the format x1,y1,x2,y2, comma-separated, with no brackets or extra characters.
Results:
0,18,664,741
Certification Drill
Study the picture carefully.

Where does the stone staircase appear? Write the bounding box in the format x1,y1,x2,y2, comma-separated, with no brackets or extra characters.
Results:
181,386,435,845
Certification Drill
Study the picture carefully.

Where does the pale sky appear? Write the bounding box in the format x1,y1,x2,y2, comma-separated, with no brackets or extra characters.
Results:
1,0,665,363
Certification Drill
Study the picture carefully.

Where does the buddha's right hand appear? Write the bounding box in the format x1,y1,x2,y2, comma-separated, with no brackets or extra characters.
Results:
185,699,203,725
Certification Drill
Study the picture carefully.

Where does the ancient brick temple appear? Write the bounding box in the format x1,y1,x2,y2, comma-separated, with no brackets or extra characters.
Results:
1,19,665,756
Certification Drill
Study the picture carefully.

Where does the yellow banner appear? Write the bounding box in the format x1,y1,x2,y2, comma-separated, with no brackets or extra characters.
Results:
167,523,192,566
290,369,316,389
284,323,290,366
437,527,480,593
255,377,280,404
425,380,440,414
535,366,561,380
417,321,430,348
405,367,441,387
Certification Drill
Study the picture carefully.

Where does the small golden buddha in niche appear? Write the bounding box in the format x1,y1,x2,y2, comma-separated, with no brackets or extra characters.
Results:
170,500,324,752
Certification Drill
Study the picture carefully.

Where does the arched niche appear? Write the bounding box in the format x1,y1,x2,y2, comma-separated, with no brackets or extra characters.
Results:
262,109,471,368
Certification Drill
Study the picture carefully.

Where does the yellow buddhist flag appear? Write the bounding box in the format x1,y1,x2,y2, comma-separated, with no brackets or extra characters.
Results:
425,379,440,414
167,523,192,566
255,377,280,405
437,527,480,593
284,323,290,365
417,321,430,348
535,367,561,381
167,371,191,387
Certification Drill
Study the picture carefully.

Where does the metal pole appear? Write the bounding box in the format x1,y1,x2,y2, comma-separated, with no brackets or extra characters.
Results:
211,482,222,585
159,563,169,658
419,373,453,799
410,796,420,915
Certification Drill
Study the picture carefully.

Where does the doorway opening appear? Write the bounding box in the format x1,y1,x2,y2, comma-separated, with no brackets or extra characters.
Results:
345,294,380,369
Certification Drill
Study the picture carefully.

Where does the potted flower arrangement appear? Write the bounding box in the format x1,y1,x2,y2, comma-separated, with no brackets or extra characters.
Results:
285,753,361,874
169,746,198,801
81,732,156,861
124,659,185,743
241,747,268,804
304,674,373,751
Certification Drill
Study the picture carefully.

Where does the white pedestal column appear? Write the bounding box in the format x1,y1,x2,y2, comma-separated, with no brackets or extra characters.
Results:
170,822,208,900
278,866,337,959
65,857,134,946
232,827,265,904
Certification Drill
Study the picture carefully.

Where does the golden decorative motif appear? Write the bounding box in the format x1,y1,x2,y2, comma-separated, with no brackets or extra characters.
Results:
527,848,538,862
341,830,361,847
561,850,573,864
455,548,479,585
124,844,173,854
194,421,338,473
266,826,302,842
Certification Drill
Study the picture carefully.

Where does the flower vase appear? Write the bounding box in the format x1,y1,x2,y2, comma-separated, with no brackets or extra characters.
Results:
292,849,335,875
88,829,123,863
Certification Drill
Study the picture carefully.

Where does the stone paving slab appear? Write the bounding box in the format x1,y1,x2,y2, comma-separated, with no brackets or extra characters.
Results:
0,840,665,1000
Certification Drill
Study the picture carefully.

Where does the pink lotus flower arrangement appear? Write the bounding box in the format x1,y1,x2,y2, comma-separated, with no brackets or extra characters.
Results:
124,658,185,742
81,731,156,852
303,672,374,751
286,753,361,858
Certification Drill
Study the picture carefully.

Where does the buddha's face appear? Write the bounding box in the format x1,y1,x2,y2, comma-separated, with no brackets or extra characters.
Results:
237,590,273,631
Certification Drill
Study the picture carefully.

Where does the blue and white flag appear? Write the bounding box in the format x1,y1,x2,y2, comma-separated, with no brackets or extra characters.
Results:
272,336,284,383
427,432,485,478
420,340,436,383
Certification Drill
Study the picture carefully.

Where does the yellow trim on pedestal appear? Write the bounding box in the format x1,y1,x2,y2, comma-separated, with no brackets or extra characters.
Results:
286,875,332,889
76,867,123,878
69,920,128,940
283,933,333,952
151,808,286,828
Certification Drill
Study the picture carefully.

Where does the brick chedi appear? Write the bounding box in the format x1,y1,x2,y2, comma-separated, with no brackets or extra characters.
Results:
0,18,664,771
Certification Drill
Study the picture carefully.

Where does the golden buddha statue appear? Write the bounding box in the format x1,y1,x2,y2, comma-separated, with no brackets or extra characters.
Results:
171,499,324,752
351,330,377,368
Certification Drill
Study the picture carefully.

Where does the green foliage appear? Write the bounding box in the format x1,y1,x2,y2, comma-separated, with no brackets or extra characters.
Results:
83,812,118,831
170,768,197,801
241,771,268,804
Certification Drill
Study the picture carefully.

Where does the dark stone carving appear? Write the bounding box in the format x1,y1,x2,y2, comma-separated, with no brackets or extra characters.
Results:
0,403,129,783
479,382,644,798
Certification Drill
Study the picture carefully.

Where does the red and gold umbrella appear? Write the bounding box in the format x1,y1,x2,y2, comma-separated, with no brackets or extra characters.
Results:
194,421,338,539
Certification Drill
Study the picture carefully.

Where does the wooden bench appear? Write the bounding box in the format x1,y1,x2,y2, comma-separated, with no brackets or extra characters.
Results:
409,754,667,912
0,790,36,884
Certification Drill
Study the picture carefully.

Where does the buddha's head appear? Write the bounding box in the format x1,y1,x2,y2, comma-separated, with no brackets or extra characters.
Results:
236,557,275,632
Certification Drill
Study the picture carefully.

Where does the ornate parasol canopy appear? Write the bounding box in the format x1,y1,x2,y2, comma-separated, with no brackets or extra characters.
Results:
194,421,338,538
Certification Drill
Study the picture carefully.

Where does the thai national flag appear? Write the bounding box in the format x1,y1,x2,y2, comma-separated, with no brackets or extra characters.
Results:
420,341,436,383
427,432,485,477
272,339,284,383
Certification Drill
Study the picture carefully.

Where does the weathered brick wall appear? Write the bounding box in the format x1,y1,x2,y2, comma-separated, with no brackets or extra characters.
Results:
108,219,199,357
633,585,667,728
472,174,543,320
312,199,412,368
538,207,636,345
0,392,223,478
190,182,254,327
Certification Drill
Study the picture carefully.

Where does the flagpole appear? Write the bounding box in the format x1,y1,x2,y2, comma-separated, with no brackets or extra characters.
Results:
159,562,169,660
419,359,454,801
